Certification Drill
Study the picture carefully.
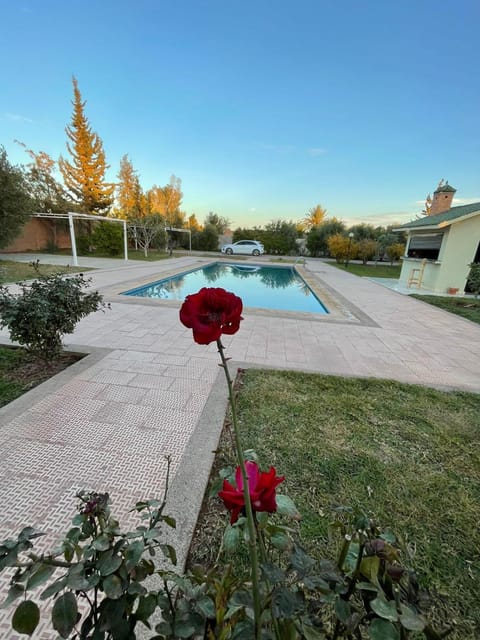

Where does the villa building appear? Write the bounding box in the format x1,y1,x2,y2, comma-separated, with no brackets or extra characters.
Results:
396,182,480,294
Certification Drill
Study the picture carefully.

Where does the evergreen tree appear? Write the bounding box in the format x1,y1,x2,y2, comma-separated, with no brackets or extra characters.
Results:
0,146,34,248
59,77,114,214
115,154,143,219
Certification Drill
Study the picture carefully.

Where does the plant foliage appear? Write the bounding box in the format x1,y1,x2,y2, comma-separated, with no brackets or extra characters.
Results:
0,271,106,361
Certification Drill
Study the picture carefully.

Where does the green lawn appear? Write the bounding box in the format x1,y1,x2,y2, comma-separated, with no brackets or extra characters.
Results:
0,259,89,284
330,262,402,278
411,294,480,325
191,370,480,639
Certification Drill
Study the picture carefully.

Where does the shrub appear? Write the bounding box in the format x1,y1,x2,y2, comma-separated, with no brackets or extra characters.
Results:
385,243,405,265
327,234,356,263
91,221,124,256
356,239,379,264
467,263,480,297
0,272,107,361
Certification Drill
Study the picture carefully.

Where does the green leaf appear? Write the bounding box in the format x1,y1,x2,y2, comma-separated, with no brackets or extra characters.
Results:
276,494,301,520
125,540,144,571
41,577,68,600
360,556,381,584
103,574,123,600
1,584,24,609
97,551,122,576
370,596,399,622
12,600,40,635
369,618,400,640
196,595,215,619
260,562,286,584
135,593,157,621
223,525,240,553
290,544,315,575
270,531,290,551
52,592,78,638
26,563,56,590
271,586,304,618
161,515,176,529
301,623,327,640
93,534,111,551
399,604,426,631
67,564,92,591
173,619,197,638
160,543,177,566
335,597,351,623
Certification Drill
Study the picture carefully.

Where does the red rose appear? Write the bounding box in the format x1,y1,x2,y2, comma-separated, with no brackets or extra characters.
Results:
218,460,285,524
179,287,243,345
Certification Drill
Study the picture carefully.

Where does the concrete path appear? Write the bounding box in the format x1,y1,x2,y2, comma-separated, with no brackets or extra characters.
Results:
0,254,479,637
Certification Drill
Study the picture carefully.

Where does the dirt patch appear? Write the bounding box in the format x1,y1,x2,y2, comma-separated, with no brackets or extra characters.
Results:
0,346,83,408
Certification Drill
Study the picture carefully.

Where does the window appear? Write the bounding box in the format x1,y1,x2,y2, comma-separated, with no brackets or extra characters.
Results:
407,233,444,260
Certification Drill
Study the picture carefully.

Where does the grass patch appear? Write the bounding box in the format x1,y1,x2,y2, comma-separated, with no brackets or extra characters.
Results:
411,294,480,325
330,262,401,278
190,370,480,639
0,346,81,407
0,260,89,284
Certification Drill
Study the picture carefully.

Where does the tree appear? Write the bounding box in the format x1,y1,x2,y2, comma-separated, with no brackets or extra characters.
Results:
356,239,378,264
148,175,183,228
115,155,143,219
59,77,114,214
306,217,345,256
385,243,405,265
128,214,166,257
192,223,219,251
302,204,327,230
262,220,298,255
16,141,71,214
327,234,355,263
0,146,34,249
348,223,378,241
187,213,201,231
205,211,231,235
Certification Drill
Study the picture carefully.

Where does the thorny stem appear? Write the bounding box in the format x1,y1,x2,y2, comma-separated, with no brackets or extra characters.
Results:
217,339,262,640
151,455,172,528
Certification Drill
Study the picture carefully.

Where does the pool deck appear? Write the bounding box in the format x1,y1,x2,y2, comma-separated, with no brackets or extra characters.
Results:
0,253,479,637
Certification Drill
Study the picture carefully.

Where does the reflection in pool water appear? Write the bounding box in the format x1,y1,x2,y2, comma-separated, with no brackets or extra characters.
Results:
123,263,328,314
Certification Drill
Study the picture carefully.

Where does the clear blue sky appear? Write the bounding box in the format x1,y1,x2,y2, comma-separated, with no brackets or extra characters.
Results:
1,0,479,228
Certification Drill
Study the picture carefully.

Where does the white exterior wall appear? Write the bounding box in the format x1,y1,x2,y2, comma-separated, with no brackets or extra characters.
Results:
437,217,480,292
399,215,480,293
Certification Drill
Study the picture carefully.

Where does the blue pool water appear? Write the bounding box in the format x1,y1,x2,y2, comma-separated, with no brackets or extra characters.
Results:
123,263,328,314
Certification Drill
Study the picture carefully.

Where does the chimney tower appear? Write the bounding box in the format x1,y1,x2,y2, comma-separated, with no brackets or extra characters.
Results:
430,179,456,215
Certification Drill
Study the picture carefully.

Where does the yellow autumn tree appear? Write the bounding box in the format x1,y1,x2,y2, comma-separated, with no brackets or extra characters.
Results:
147,175,183,227
114,155,143,219
59,77,114,214
303,204,327,230
188,213,202,231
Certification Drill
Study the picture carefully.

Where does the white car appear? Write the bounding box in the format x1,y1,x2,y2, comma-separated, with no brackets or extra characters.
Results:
221,240,265,256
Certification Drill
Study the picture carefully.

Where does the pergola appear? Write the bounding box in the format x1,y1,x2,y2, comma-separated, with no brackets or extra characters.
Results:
33,213,192,263
34,212,128,266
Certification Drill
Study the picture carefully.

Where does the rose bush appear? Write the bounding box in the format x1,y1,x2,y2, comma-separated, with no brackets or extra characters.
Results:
0,287,449,639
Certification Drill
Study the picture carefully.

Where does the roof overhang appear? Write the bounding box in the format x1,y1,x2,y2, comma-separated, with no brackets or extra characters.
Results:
393,210,480,233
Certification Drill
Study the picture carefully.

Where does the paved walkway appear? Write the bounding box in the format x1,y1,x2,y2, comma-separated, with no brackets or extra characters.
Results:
0,254,479,637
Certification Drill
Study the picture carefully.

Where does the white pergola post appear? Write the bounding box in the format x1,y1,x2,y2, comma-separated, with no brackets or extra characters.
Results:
123,220,128,262
68,212,78,267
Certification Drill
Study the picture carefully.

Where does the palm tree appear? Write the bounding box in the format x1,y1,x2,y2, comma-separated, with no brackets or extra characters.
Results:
302,204,327,230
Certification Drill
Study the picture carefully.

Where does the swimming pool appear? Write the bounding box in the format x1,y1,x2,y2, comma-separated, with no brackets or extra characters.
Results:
123,263,328,314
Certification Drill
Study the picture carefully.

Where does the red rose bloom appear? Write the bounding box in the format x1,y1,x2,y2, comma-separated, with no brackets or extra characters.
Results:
179,287,243,345
218,460,285,524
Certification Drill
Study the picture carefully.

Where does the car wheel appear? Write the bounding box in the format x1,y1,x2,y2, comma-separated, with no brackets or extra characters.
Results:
252,249,260,256
226,248,233,255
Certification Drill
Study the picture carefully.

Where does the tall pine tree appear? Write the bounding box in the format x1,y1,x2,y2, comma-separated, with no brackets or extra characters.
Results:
59,77,114,214
115,154,143,219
